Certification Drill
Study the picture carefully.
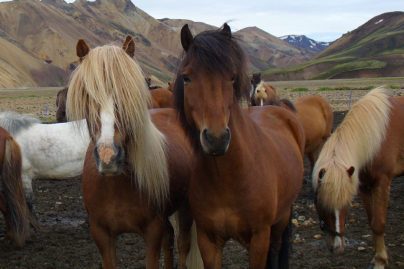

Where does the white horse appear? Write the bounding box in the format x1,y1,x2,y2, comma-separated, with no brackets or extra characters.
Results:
0,111,89,210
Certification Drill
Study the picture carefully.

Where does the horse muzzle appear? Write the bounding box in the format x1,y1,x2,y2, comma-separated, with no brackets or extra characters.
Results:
94,143,125,176
200,127,231,156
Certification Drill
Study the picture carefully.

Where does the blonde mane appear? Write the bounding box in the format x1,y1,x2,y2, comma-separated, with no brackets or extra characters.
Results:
66,45,169,207
313,87,391,210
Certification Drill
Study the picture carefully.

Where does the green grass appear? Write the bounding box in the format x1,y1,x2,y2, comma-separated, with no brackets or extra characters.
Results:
314,60,386,79
317,86,374,91
389,84,402,89
290,87,309,92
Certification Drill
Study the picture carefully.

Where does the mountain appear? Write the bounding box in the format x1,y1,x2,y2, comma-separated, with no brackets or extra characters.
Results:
0,0,311,87
279,35,329,54
235,27,311,71
264,11,404,80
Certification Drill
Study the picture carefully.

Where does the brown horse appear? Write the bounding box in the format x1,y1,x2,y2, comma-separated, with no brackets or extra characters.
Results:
150,86,174,108
66,37,201,269
294,95,333,169
0,127,30,247
251,86,333,170
252,81,278,107
174,24,305,268
312,87,404,269
56,87,68,122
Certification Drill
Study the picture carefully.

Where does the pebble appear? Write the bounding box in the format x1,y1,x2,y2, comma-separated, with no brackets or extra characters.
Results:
297,215,306,222
291,219,299,227
357,246,366,251
361,234,371,238
313,234,322,240
55,201,62,205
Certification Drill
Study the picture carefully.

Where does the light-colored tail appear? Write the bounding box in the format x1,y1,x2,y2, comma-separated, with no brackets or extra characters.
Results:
1,137,30,247
186,221,204,268
170,212,203,268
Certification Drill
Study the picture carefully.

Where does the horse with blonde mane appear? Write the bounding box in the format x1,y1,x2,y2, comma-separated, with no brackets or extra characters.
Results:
252,81,278,107
174,23,305,268
0,127,30,247
312,87,404,269
66,36,201,269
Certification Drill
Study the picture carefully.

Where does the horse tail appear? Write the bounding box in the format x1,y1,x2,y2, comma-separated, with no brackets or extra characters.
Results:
186,221,204,268
170,212,203,268
0,136,30,247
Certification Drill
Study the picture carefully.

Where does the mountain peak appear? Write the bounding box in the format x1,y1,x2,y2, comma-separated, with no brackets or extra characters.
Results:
280,35,329,54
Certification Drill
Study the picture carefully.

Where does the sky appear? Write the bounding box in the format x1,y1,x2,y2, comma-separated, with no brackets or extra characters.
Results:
2,0,403,42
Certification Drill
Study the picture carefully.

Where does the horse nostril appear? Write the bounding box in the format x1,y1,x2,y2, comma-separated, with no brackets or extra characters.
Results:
202,129,212,144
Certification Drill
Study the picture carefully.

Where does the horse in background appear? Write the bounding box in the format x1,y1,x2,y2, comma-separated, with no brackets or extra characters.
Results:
312,87,404,269
0,112,89,214
0,127,30,247
56,87,68,123
150,84,174,108
250,83,333,170
175,23,305,268
66,36,202,269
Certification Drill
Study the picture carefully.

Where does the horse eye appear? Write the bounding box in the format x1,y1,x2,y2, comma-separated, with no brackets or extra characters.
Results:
183,75,191,84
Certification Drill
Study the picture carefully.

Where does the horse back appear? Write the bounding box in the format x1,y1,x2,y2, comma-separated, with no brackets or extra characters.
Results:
248,106,305,160
371,96,404,178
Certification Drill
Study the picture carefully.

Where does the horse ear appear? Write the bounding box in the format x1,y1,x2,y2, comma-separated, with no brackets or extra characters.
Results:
181,24,193,52
222,23,232,38
123,36,135,58
76,39,90,60
347,166,355,177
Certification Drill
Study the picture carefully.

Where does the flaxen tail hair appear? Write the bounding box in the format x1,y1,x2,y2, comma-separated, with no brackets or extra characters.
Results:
66,45,169,207
0,134,30,247
313,87,391,210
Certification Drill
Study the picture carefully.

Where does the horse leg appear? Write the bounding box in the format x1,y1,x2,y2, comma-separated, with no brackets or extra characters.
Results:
197,227,223,269
144,218,165,269
249,227,271,269
90,220,117,269
266,210,291,269
162,220,174,269
360,177,390,269
175,206,193,268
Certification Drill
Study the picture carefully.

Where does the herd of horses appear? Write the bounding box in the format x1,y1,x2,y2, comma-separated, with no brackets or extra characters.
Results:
0,23,403,269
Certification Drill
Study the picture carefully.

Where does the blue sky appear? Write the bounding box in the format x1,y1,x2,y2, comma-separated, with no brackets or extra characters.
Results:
3,0,403,41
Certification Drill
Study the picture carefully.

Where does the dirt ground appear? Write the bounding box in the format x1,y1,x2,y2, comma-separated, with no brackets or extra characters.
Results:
0,110,403,269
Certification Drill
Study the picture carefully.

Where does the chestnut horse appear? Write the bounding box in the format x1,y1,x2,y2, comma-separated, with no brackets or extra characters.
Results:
312,87,404,269
56,87,68,122
250,86,333,170
174,24,305,268
66,37,201,269
252,81,278,107
0,127,30,247
150,86,173,108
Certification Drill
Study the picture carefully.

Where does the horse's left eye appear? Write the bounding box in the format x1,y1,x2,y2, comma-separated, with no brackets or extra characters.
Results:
183,75,191,84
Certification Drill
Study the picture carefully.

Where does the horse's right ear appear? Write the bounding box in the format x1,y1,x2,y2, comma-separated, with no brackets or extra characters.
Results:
76,39,90,60
181,24,193,52
123,36,135,58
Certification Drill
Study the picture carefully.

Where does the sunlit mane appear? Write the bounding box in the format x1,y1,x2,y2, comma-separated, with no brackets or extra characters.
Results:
313,87,391,210
66,45,169,206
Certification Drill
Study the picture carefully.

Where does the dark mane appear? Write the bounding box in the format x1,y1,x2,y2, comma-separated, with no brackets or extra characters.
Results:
173,25,250,150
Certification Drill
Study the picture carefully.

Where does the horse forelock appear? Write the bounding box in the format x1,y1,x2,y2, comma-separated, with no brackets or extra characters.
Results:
173,27,250,151
313,87,392,210
67,44,169,207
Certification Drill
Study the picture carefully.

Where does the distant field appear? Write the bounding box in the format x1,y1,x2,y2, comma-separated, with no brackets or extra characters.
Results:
0,87,62,122
0,78,403,122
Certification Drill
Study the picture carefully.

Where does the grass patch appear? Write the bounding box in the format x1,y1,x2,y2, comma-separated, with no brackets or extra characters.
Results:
317,86,374,91
314,60,386,79
389,84,402,89
290,87,308,92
